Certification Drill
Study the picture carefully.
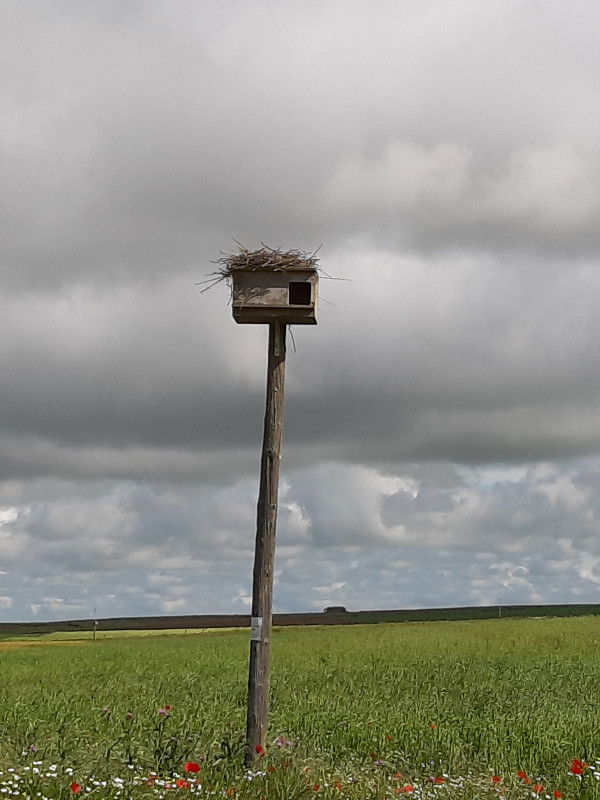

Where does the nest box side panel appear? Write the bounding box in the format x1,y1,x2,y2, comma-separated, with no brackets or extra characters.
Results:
232,269,318,325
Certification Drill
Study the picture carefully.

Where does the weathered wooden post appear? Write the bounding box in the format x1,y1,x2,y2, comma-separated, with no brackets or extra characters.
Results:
224,245,319,763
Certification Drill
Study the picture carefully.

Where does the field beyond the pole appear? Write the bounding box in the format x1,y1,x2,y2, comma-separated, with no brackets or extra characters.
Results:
0,617,599,799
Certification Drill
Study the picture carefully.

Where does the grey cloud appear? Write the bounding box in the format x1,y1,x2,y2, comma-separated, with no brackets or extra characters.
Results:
3,1,600,619
3,457,600,621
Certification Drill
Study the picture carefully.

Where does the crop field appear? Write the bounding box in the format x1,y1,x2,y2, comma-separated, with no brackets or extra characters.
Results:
0,617,599,799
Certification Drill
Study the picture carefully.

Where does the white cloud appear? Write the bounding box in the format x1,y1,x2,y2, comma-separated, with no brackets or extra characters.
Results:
483,143,600,231
322,140,600,245
322,141,472,217
0,507,18,525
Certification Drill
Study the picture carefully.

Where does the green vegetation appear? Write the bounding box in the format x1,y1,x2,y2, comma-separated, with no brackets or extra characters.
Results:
0,617,599,798
1,628,241,644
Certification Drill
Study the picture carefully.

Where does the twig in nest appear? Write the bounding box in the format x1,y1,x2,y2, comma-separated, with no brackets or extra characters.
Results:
198,242,322,297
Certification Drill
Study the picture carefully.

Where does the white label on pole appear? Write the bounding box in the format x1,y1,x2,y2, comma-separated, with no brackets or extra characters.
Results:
250,616,263,641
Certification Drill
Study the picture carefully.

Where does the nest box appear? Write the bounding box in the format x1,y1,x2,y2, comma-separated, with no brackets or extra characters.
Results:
231,267,318,325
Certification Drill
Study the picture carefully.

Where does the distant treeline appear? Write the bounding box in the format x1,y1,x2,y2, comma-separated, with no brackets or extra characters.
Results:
1,603,600,637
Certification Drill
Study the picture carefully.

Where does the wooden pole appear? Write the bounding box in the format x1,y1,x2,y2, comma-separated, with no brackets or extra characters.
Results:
246,320,287,763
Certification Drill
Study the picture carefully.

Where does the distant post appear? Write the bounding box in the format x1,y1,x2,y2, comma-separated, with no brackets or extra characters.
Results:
221,245,319,763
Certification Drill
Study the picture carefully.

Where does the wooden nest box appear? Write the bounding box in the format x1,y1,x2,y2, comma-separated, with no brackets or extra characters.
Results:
230,257,319,325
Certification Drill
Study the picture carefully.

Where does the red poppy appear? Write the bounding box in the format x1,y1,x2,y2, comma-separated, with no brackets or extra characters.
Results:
570,759,586,775
255,744,265,757
176,779,190,789
534,784,544,794
385,734,392,741
185,762,200,773
70,784,82,795
553,792,562,798
434,776,444,785
165,704,172,711
312,784,320,791
268,766,276,773
517,771,528,780
429,723,436,729
396,785,413,794
335,782,343,790
394,773,403,779
369,752,377,758
491,776,501,784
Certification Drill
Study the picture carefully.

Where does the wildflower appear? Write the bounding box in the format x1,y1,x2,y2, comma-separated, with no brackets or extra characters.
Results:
268,766,276,773
491,776,501,784
533,784,544,793
396,785,413,794
255,744,265,757
176,779,190,789
312,784,320,791
570,759,587,775
385,734,392,741
185,762,200,773
274,736,292,747
70,783,82,794
553,792,562,798
158,707,170,716
518,771,531,785
335,782,343,790
430,723,436,729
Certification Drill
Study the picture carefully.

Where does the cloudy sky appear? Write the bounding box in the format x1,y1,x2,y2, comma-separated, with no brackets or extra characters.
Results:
2,0,600,622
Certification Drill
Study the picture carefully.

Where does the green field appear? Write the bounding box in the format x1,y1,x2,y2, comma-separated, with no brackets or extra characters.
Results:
0,617,599,798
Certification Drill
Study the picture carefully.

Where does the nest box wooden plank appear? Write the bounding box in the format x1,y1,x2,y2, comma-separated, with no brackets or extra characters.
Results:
231,268,318,325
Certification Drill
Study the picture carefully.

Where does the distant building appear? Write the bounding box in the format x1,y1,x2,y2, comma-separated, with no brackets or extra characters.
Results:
323,606,347,614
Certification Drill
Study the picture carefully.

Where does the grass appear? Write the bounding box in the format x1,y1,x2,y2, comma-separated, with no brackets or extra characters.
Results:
0,617,599,798
0,628,242,645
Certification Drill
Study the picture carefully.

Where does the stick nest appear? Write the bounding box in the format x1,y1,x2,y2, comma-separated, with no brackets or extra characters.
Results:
200,243,321,294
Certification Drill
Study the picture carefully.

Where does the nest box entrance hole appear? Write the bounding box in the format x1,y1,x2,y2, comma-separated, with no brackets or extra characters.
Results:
288,281,312,306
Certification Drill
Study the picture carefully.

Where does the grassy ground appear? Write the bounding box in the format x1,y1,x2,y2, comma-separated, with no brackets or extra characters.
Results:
0,628,243,645
0,617,599,798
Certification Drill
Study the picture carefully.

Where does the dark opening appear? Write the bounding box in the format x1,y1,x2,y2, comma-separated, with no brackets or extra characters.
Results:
288,281,312,305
